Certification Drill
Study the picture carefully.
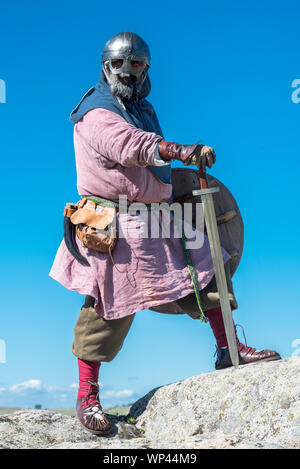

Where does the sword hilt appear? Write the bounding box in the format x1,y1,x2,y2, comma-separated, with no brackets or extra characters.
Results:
192,167,220,197
199,166,208,190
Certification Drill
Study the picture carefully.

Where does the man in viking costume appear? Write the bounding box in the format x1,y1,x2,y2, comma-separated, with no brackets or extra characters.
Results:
49,32,280,435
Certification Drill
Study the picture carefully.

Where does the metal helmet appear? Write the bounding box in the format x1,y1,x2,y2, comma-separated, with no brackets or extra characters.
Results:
101,32,150,77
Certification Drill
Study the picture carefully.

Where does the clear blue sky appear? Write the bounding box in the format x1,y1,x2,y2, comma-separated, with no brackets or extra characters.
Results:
0,0,299,409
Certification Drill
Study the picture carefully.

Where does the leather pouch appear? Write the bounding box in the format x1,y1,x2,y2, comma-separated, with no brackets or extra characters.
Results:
68,199,116,254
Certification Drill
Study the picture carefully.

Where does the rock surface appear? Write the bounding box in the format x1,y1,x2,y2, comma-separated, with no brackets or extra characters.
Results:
1,357,299,449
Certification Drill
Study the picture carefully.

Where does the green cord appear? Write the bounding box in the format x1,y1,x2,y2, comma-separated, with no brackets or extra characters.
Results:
180,232,207,323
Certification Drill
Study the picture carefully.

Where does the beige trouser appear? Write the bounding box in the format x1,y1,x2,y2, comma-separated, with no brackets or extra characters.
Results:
72,263,237,362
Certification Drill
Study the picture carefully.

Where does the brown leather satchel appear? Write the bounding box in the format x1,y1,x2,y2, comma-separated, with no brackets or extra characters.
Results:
64,198,116,254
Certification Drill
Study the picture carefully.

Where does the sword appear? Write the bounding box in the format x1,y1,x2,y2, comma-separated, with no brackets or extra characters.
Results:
192,167,239,368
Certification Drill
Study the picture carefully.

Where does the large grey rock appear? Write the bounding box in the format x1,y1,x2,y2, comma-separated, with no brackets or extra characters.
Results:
131,357,300,448
0,357,299,449
0,410,145,449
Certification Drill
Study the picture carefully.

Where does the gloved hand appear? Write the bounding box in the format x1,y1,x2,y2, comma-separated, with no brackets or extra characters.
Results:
158,140,216,170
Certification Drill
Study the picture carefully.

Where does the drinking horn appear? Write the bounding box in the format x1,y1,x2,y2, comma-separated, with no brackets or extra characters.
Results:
63,216,90,266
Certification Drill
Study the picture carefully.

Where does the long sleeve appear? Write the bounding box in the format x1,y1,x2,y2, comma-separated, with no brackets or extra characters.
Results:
73,107,173,203
83,108,163,168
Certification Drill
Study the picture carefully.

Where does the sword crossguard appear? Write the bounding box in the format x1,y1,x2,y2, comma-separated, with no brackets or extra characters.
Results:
192,187,220,196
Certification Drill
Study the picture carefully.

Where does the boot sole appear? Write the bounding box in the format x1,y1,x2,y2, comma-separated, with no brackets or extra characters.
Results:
77,417,112,436
216,354,281,370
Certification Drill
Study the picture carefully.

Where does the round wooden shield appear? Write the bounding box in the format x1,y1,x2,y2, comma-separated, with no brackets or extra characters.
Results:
149,167,244,315
171,167,244,277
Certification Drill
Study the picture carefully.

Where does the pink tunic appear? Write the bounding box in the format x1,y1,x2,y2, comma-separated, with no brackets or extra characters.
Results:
49,109,230,319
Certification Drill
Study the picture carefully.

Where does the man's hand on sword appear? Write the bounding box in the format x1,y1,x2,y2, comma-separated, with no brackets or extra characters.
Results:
158,140,216,169
184,145,216,169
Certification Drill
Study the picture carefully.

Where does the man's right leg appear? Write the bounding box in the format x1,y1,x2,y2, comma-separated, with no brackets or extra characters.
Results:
72,295,135,435
73,295,135,363
176,262,280,370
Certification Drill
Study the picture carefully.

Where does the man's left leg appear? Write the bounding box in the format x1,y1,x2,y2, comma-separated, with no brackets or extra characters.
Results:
176,262,281,369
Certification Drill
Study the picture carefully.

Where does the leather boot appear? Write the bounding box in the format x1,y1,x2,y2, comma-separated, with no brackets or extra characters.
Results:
215,341,281,370
76,381,112,436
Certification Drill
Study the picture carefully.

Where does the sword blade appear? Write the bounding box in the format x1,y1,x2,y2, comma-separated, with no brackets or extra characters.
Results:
201,192,239,368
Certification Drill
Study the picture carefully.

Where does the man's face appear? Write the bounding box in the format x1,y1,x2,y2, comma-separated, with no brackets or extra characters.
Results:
103,58,148,102
108,72,138,101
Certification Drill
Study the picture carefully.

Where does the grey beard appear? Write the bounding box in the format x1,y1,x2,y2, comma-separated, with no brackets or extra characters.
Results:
109,74,143,102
